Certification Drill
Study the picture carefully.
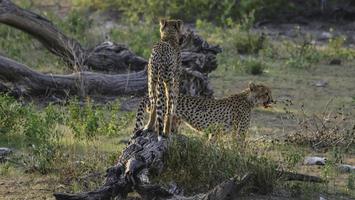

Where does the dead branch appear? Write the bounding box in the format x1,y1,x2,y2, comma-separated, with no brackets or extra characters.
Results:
0,55,147,96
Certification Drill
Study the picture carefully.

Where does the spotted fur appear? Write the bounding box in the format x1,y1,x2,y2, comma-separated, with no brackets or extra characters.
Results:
135,83,273,136
144,19,183,136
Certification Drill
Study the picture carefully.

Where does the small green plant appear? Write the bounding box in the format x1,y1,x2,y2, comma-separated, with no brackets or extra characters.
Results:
232,27,265,54
284,39,321,69
0,95,26,135
323,35,355,61
67,98,101,139
281,146,304,170
243,58,265,75
347,173,355,192
0,162,13,176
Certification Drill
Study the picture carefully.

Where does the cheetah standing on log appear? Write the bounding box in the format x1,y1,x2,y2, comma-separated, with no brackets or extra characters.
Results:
143,19,183,137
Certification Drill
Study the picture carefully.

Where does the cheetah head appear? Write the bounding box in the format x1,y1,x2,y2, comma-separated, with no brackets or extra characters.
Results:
249,82,274,108
160,19,183,44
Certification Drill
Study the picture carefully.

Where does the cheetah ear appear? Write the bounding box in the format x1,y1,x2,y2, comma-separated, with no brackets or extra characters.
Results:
160,19,167,29
249,82,257,91
175,20,183,31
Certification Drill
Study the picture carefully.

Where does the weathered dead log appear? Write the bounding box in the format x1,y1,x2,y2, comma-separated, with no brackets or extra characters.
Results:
0,82,9,93
0,147,12,163
0,55,147,96
277,170,324,183
0,53,219,97
0,0,221,97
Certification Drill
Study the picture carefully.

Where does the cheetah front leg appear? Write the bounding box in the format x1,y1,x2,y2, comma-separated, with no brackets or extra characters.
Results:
169,68,181,134
163,78,177,135
144,65,157,132
234,113,250,143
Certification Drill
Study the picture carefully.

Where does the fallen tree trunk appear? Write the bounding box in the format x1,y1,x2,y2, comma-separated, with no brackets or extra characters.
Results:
0,55,147,96
0,54,218,97
0,0,221,97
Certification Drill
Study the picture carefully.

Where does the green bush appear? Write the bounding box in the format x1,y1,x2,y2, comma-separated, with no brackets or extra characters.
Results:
67,99,100,139
232,30,265,54
323,35,355,61
0,95,26,135
0,95,62,173
243,58,265,75
284,40,322,69
160,134,277,194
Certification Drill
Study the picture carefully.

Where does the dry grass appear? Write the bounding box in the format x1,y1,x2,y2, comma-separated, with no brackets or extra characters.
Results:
285,99,355,150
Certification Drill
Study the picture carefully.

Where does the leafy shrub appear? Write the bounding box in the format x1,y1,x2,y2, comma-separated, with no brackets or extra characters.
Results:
243,58,265,75
323,35,355,61
284,39,322,69
234,31,265,55
0,95,26,135
160,134,278,194
348,173,355,192
67,99,100,139
0,95,62,173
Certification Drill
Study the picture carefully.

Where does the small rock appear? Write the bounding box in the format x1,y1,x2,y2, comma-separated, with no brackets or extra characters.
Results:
304,156,326,165
0,147,12,157
338,164,355,173
319,32,332,40
0,148,12,163
74,160,85,166
313,80,328,87
329,59,341,65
